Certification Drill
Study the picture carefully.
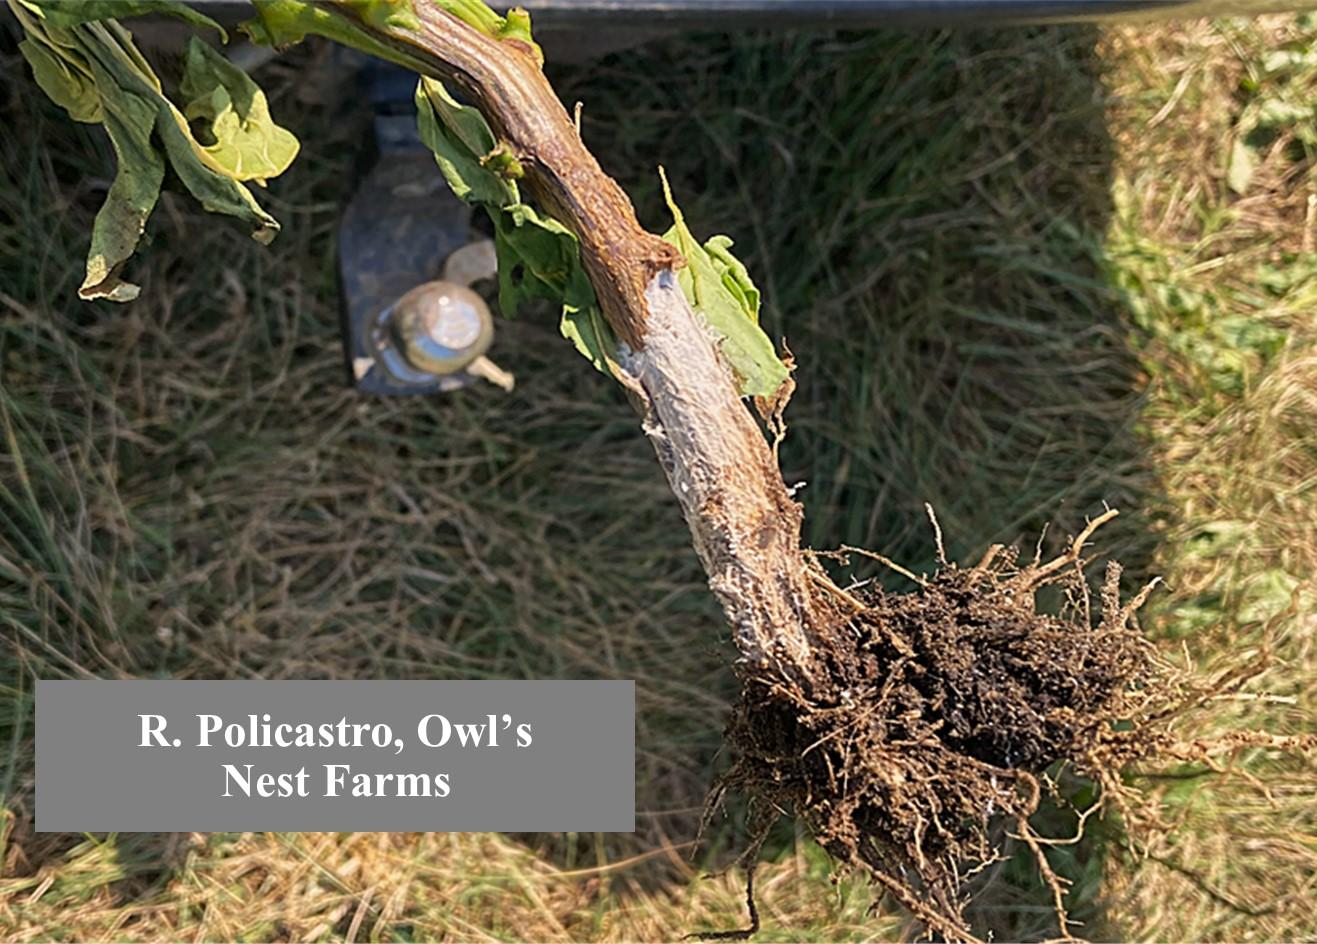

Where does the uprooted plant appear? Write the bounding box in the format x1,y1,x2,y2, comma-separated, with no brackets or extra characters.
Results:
9,0,1313,938
709,508,1312,940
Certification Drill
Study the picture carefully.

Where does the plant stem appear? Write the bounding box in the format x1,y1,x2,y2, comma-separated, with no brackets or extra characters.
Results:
324,1,830,675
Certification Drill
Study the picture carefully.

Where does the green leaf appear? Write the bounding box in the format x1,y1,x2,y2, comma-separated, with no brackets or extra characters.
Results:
244,0,426,74
180,37,300,183
17,33,102,122
434,1,542,63
81,68,165,301
340,0,419,32
499,8,536,51
433,0,503,36
415,78,517,206
558,299,614,375
415,76,614,373
493,205,609,372
658,170,788,399
25,0,226,40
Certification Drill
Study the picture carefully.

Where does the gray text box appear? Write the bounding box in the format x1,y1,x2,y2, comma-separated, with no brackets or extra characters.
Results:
37,680,633,832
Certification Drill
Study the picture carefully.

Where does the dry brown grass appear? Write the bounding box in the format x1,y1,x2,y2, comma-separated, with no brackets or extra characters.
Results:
1097,15,1317,941
1,9,1315,943
1,831,892,942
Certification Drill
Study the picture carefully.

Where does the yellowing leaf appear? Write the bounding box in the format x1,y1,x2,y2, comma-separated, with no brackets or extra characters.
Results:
180,37,299,183
9,2,294,301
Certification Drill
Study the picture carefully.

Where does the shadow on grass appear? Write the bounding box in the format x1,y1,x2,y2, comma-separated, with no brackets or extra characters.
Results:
0,20,1157,942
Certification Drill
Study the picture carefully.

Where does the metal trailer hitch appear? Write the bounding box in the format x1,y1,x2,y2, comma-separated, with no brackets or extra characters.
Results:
337,61,515,396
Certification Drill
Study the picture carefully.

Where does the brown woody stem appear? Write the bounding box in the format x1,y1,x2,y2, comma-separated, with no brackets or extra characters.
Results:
338,2,830,675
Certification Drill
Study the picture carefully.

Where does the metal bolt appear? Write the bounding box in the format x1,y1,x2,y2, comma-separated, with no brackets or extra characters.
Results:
357,240,513,392
389,280,494,376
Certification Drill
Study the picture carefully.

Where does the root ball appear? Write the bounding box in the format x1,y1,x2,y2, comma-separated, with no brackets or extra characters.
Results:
705,514,1189,941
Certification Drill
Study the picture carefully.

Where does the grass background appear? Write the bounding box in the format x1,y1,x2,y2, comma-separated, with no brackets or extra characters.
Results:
1,8,1315,942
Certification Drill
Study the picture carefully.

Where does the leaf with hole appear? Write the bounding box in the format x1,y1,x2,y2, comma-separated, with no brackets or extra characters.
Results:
180,36,299,184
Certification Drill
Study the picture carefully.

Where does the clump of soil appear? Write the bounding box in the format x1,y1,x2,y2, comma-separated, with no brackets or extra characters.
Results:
699,511,1289,942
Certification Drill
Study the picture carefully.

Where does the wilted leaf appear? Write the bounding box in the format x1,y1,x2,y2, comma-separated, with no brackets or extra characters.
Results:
415,76,614,373
416,78,517,206
17,32,102,122
79,64,164,301
180,36,299,183
658,170,788,400
23,0,226,38
82,21,282,236
9,1,292,301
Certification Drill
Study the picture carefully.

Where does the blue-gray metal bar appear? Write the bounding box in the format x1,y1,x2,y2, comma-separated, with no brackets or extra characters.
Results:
510,0,1317,26
184,0,1317,26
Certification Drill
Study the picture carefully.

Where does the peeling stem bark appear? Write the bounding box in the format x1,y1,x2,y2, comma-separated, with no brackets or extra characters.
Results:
342,3,829,676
